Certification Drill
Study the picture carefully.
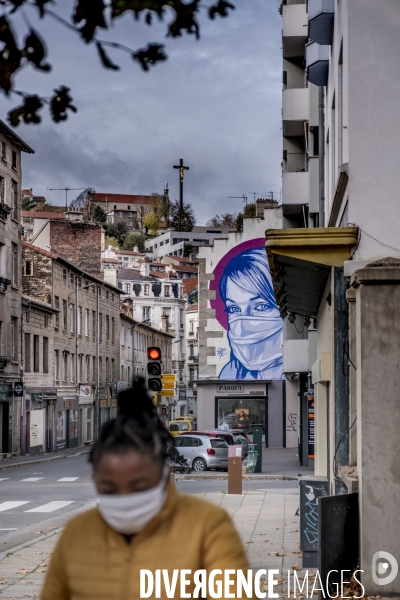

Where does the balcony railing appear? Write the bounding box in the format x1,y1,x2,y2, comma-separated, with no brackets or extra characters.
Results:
285,153,308,173
0,204,11,221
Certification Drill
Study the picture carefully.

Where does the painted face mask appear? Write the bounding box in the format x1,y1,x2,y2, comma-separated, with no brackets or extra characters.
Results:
97,466,169,535
227,315,282,372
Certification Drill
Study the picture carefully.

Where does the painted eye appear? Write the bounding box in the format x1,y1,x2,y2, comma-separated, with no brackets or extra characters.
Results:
253,303,272,313
226,305,241,314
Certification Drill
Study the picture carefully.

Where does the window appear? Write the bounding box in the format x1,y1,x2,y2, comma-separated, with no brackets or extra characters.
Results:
24,333,31,371
127,205,130,210
69,410,78,439
142,306,151,322
44,314,49,328
160,241,164,247
70,354,75,382
63,300,67,330
55,350,59,383
114,205,116,210
71,273,74,285
33,335,39,372
106,357,109,381
92,310,96,338
92,356,96,382
11,181,17,219
99,357,102,382
127,366,131,384
144,284,150,296
0,177,4,204
54,296,60,330
78,306,82,335
189,369,194,386
70,304,75,332
12,150,17,169
85,309,89,336
11,245,18,284
1,142,6,161
125,282,131,294
121,364,125,380
99,313,103,340
63,353,68,382
25,260,32,276
180,309,184,328
43,337,49,373
164,285,170,297
121,325,125,346
106,315,110,341
112,317,115,343
57,411,66,441
11,317,18,360
85,355,90,381
111,358,115,381
63,269,67,282
79,354,83,382
190,320,194,333
163,307,171,325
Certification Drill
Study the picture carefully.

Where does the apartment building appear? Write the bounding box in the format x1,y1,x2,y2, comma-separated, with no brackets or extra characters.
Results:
118,267,185,378
86,192,153,228
184,278,199,417
0,121,34,456
145,226,232,259
22,243,122,455
266,0,400,592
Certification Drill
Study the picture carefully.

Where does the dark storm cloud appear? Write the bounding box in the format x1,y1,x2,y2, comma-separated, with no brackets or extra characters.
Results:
1,1,282,221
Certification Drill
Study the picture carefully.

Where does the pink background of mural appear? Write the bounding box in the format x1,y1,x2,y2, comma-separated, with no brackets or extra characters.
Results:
209,238,266,331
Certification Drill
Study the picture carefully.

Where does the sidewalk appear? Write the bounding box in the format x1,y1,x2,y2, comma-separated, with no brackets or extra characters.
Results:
0,447,91,470
0,490,308,599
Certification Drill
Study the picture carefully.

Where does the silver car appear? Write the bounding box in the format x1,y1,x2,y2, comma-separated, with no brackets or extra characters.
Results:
174,434,228,472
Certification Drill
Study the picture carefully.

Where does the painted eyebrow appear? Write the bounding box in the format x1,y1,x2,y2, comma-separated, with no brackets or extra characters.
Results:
225,298,239,304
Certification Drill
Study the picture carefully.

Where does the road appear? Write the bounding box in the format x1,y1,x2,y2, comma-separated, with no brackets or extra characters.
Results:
0,454,298,552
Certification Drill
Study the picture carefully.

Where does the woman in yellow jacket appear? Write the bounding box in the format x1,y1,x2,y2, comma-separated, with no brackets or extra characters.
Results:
41,379,251,600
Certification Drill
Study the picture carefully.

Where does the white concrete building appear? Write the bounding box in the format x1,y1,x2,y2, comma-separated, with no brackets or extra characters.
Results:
145,226,232,259
267,0,400,592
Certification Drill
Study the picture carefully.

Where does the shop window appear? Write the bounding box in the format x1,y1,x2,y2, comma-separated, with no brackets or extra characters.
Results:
43,337,49,373
86,408,93,441
57,411,66,441
33,335,39,372
217,398,265,432
69,410,78,439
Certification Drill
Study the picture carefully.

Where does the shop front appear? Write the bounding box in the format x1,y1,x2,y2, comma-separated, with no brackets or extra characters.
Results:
55,396,80,451
79,385,95,445
25,388,57,455
196,380,286,447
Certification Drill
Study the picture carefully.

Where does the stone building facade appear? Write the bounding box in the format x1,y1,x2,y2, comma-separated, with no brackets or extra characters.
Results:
0,121,34,456
22,242,122,455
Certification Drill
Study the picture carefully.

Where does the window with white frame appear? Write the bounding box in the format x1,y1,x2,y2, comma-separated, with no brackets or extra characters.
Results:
142,306,151,322
164,285,170,297
144,284,150,296
85,309,89,336
162,307,171,326
125,282,131,294
70,304,75,332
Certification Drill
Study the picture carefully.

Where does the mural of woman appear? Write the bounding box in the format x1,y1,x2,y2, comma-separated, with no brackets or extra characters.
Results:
218,246,283,380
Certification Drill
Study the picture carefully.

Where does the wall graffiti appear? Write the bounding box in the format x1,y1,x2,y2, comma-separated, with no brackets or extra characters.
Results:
287,412,297,432
210,239,283,380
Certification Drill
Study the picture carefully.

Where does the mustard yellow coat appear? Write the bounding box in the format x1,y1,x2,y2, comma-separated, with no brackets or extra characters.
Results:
41,485,250,600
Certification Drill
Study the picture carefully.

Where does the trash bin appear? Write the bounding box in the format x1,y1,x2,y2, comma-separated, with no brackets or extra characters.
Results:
246,444,259,473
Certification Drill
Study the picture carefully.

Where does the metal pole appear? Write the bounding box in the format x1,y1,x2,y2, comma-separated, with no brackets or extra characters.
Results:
96,286,100,440
318,86,325,227
75,278,78,388
132,324,136,382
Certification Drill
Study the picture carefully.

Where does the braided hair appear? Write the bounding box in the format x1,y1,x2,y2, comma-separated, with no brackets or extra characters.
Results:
89,377,172,468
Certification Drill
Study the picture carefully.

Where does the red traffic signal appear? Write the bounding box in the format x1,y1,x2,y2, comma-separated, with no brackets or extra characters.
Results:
147,347,161,360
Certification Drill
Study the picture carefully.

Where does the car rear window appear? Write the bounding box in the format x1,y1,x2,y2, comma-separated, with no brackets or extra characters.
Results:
170,424,180,431
210,439,228,449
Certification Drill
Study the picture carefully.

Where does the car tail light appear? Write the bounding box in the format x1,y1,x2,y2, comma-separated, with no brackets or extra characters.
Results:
207,448,216,455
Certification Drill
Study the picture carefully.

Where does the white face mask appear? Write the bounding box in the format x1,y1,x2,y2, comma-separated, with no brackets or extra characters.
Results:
228,315,282,372
97,466,169,535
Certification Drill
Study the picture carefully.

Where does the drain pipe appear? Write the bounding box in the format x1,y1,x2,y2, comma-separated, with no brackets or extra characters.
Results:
318,86,325,227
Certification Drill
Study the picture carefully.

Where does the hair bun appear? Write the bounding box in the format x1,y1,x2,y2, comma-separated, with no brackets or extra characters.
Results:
117,377,156,421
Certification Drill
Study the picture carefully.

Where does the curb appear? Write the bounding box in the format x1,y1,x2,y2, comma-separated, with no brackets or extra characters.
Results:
175,474,298,481
0,527,63,564
0,449,91,471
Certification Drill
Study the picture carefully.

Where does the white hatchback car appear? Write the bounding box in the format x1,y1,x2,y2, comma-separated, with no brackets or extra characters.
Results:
174,434,229,472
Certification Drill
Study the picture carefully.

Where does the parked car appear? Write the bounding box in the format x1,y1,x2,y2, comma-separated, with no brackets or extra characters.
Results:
180,430,235,446
174,434,228,472
227,429,251,443
168,419,194,437
231,434,249,458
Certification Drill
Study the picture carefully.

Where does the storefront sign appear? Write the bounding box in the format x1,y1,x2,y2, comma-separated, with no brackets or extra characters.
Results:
0,383,12,402
162,390,175,397
217,384,244,394
249,390,264,395
117,381,126,393
64,399,73,409
79,385,93,404
179,388,187,401
14,383,23,396
307,395,315,460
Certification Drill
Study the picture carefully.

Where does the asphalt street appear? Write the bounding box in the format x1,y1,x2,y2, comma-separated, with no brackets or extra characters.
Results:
0,454,299,552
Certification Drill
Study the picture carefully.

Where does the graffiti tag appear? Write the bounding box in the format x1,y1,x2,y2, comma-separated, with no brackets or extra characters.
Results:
287,412,297,432
217,347,228,360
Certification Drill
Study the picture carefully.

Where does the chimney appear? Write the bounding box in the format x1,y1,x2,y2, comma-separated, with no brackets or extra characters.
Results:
140,261,150,277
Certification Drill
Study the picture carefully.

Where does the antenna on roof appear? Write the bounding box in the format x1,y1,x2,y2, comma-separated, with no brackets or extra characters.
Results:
47,187,86,209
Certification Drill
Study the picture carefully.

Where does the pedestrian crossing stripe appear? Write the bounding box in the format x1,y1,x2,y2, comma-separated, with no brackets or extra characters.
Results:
21,477,44,482
0,501,30,512
25,501,75,513
0,500,75,513
0,478,10,481
58,477,79,482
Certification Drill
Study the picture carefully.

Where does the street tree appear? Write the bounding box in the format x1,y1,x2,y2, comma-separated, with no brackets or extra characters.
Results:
122,231,146,252
105,235,119,248
1,1,235,127
169,199,195,231
103,221,128,245
143,211,161,236
206,212,237,228
92,205,107,224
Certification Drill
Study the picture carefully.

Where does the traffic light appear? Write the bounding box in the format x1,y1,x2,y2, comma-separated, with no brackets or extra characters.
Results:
147,347,162,392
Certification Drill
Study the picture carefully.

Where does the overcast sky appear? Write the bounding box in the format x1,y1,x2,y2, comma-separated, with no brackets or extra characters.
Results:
1,1,282,224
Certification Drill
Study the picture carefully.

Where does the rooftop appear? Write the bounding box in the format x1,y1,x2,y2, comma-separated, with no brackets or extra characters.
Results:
183,277,198,295
90,193,153,205
22,211,66,220
0,120,34,154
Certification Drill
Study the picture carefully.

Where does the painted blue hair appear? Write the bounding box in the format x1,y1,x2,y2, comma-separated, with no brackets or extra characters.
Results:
219,247,276,309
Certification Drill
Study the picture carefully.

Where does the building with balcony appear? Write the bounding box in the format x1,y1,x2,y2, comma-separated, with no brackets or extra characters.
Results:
0,121,34,457
145,226,232,259
274,0,400,591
